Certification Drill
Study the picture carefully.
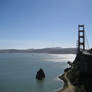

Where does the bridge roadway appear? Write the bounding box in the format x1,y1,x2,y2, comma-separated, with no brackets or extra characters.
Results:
82,51,92,56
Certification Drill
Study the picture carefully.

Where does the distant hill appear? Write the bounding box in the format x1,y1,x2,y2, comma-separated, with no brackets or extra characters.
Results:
0,47,76,54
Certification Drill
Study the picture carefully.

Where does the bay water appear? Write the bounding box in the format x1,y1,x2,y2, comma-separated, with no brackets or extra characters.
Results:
0,53,75,92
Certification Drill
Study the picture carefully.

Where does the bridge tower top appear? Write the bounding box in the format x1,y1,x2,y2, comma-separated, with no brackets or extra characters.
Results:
78,25,85,52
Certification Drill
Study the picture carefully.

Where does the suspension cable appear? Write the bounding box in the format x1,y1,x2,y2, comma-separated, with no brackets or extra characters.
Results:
85,30,90,50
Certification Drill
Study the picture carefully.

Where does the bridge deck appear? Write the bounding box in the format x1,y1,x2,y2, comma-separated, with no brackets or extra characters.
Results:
82,51,92,56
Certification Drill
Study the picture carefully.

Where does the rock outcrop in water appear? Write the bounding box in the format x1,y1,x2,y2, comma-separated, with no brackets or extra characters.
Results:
36,68,45,80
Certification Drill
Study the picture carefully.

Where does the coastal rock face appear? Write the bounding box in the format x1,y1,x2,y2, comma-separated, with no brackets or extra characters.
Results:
36,68,45,80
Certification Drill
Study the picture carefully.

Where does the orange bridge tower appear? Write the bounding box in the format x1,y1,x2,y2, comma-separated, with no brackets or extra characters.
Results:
78,25,85,52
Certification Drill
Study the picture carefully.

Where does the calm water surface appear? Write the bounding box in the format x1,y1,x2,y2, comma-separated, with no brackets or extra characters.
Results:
0,53,75,92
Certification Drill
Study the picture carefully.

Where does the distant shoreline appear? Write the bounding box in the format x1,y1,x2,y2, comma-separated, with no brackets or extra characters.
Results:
0,52,76,55
0,47,76,54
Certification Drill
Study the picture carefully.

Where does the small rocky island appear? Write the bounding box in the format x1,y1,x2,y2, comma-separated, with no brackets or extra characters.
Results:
36,68,45,80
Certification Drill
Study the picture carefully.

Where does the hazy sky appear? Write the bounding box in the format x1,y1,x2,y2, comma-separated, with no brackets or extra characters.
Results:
0,0,92,49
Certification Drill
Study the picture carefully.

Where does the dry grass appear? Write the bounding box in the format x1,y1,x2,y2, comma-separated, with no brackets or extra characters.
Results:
57,72,75,92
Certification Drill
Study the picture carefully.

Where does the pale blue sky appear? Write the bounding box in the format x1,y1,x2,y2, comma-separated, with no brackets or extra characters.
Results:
0,0,92,49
